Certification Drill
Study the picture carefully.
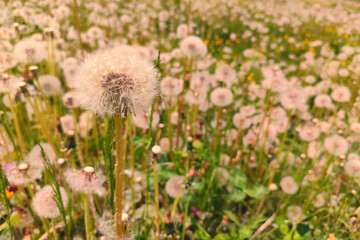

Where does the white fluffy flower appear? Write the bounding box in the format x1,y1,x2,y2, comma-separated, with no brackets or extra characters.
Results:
165,175,184,198
331,86,350,102
179,35,207,59
210,87,233,107
160,77,183,96
324,135,348,156
13,39,46,63
73,45,159,116
32,185,68,218
65,167,106,195
280,176,298,195
38,75,62,96
344,160,360,177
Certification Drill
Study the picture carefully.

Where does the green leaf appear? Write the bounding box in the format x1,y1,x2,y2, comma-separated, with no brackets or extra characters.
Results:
296,223,310,236
213,233,232,240
231,170,247,189
195,222,211,239
229,190,246,202
239,226,252,238
246,184,270,199
279,223,289,235
224,210,241,227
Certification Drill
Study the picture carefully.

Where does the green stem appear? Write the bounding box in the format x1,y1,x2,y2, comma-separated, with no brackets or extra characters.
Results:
84,194,93,240
115,114,127,240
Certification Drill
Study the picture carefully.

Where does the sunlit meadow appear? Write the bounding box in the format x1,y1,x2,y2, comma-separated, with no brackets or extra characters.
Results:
1,0,360,239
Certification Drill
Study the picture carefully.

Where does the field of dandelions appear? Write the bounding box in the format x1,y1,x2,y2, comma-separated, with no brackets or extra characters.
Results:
1,0,360,239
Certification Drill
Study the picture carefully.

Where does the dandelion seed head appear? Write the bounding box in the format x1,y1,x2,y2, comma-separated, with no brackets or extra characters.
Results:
165,175,185,198
38,75,62,96
324,135,348,156
179,35,207,59
32,185,68,219
73,45,159,116
65,167,106,195
27,143,56,170
210,87,233,107
13,39,46,63
6,161,42,186
280,176,298,195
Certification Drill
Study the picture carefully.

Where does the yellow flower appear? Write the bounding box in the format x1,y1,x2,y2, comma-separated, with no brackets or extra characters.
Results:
329,233,336,240
6,190,13,199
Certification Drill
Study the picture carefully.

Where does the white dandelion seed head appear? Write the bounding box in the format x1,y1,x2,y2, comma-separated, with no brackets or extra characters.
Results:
331,86,351,103
280,176,298,195
6,162,42,186
26,143,56,170
64,167,106,195
299,125,320,142
179,35,207,59
160,77,183,96
62,91,80,109
0,52,18,71
38,75,62,97
210,87,233,107
324,135,348,156
344,160,360,178
32,185,68,219
13,39,47,63
286,205,303,222
73,45,159,117
165,175,185,198
59,114,75,133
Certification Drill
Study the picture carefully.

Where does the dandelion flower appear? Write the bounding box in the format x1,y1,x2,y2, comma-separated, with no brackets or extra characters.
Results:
32,185,68,218
62,91,80,108
331,86,350,102
27,143,56,170
215,63,237,86
324,135,348,156
299,125,320,142
179,35,207,59
64,166,106,195
59,114,74,133
73,45,159,116
210,87,233,107
313,193,325,207
6,162,42,186
344,160,360,177
38,75,62,96
287,206,303,221
165,175,184,198
13,39,46,63
160,77,183,96
280,176,298,195
314,94,334,109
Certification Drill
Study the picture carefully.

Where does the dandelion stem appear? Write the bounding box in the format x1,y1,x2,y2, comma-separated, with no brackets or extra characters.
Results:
84,194,93,240
153,154,161,240
114,114,126,240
